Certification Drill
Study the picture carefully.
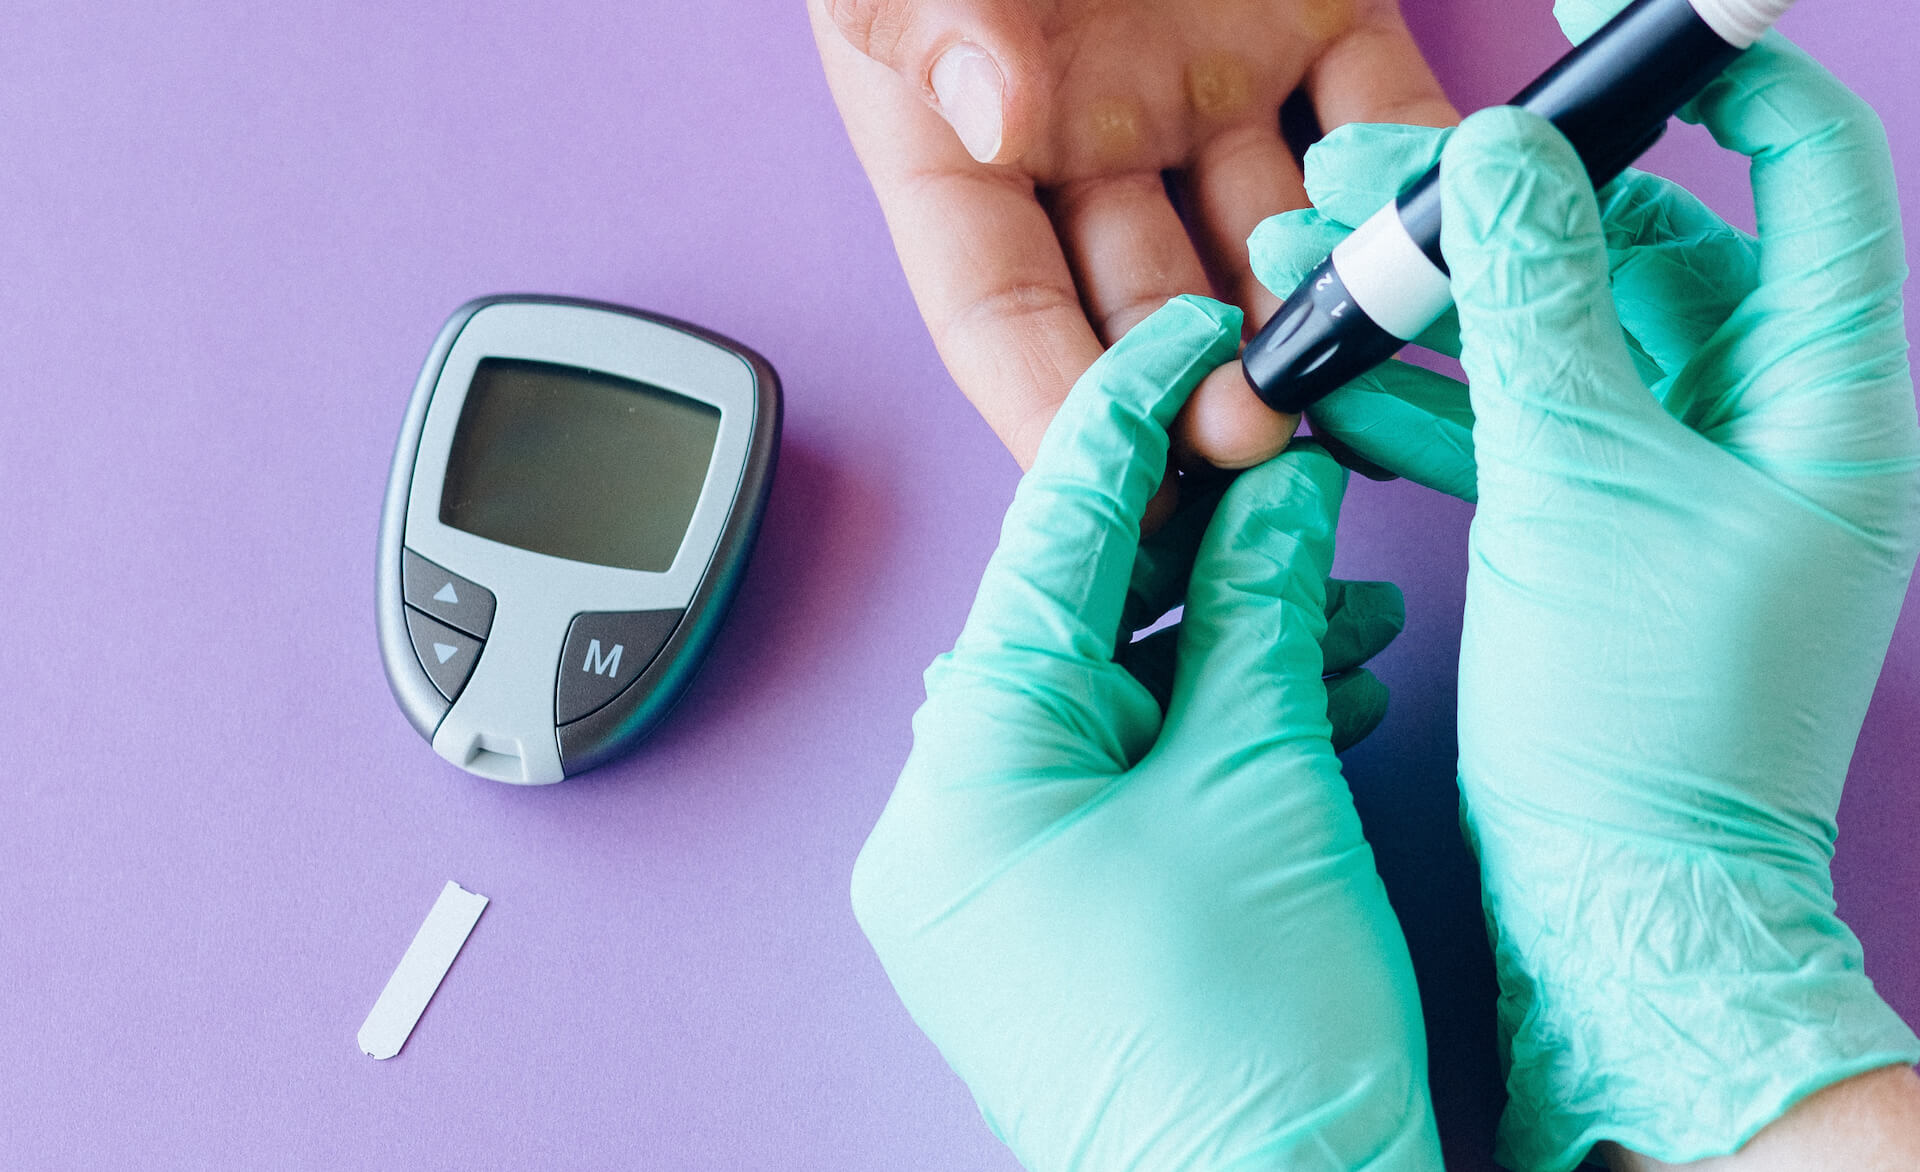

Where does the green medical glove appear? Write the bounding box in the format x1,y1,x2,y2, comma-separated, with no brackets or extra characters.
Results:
1119,472,1396,750
1248,32,1920,1172
852,295,1441,1171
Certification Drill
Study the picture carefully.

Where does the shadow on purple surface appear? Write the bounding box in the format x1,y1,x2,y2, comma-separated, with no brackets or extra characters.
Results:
1342,666,1509,1171
582,431,894,774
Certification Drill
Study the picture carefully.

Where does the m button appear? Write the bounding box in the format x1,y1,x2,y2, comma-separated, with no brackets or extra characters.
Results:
556,610,683,724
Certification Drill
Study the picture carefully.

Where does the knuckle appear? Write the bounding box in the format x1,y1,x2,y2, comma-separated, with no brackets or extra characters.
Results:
847,844,888,928
823,0,912,69
848,824,910,932
1831,88,1890,154
1366,93,1460,131
1094,294,1179,344
1242,454,1341,530
945,278,1083,339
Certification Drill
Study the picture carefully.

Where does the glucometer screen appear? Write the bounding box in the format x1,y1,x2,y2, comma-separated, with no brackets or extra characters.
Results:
440,358,721,573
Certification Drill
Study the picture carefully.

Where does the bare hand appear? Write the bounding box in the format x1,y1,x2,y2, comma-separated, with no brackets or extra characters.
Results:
810,0,1456,470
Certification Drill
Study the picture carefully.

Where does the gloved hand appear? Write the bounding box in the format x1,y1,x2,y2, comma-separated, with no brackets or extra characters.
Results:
852,295,1442,1170
1247,20,1920,1172
1117,469,1396,749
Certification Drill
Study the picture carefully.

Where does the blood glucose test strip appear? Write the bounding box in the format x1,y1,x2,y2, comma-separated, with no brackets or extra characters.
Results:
359,880,489,1060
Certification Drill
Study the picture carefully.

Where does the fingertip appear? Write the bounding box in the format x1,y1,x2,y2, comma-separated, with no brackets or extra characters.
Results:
1301,122,1452,224
1441,107,1608,288
1327,668,1391,752
1246,206,1328,252
826,0,1047,166
1550,0,1619,46
1246,209,1348,300
927,27,1050,165
1173,361,1300,471
1167,292,1246,339
1320,576,1406,675
1446,106,1579,178
1336,578,1407,638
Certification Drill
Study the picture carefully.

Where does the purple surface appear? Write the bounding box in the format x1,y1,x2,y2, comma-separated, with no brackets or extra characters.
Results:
1,2,1914,1168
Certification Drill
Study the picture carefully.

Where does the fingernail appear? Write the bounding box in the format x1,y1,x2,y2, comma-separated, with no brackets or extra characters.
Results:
930,43,1005,163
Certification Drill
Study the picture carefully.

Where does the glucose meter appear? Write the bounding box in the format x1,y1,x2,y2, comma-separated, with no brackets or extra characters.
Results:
378,296,780,784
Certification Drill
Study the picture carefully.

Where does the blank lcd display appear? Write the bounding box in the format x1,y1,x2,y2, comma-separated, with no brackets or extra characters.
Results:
440,358,721,573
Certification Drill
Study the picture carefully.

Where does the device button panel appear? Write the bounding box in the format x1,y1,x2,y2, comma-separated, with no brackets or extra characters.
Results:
405,608,485,701
556,610,684,725
403,549,497,639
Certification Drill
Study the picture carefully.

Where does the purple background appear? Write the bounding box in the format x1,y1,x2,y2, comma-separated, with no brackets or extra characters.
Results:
2,2,1914,1168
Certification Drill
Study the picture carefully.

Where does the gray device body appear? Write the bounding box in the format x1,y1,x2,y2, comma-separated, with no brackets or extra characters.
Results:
378,295,780,784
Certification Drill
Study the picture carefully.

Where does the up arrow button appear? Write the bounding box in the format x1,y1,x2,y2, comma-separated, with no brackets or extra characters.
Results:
403,550,496,638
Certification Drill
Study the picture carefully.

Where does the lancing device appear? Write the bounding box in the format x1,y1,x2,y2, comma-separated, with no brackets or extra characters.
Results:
1242,0,1796,414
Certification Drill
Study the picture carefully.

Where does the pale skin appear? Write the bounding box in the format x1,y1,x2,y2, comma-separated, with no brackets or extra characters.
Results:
1602,1065,1920,1171
809,0,1920,1163
806,0,1457,482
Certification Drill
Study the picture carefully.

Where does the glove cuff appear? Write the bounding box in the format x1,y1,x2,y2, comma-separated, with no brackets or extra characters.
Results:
1462,788,1920,1172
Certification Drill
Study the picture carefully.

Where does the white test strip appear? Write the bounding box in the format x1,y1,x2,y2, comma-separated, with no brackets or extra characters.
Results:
358,880,489,1059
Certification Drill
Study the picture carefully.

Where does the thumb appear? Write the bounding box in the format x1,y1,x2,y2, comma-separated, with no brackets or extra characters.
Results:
1441,108,1659,489
821,0,1046,165
1164,444,1348,749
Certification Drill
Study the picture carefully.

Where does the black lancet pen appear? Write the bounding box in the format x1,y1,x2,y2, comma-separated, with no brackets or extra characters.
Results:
1242,0,1797,414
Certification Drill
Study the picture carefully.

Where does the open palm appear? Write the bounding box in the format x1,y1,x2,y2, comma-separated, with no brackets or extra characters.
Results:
810,0,1456,469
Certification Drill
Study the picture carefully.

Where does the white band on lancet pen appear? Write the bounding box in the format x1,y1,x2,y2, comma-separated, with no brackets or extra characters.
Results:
1688,0,1793,49
1331,205,1455,343
359,880,488,1059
